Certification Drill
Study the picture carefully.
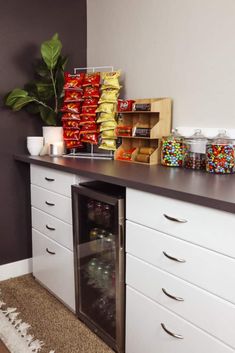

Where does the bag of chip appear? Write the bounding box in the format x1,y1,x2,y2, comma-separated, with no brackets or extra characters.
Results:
81,106,97,116
64,72,84,90
62,120,80,129
64,90,83,102
83,86,100,98
96,102,116,114
101,130,117,139
118,99,135,112
80,123,98,134
61,102,81,113
83,97,99,107
96,112,116,123
62,113,81,120
65,140,84,149
81,133,98,144
99,121,117,131
83,72,100,87
98,88,119,103
99,139,116,150
101,71,121,89
79,116,96,125
63,129,80,140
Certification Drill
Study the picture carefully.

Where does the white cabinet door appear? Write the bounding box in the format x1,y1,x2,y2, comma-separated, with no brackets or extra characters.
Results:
126,287,234,353
31,185,72,224
32,229,75,311
126,220,235,304
126,254,235,348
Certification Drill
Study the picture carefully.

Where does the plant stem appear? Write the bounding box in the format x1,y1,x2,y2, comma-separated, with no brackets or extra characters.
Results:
50,68,58,114
34,99,51,110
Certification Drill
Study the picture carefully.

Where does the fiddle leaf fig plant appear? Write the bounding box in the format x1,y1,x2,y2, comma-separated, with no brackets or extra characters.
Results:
5,33,67,126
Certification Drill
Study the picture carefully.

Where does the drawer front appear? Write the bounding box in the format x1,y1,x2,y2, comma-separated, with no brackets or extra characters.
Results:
31,185,72,224
31,164,77,197
126,254,235,348
126,188,235,258
126,221,235,304
32,207,73,250
32,229,75,311
126,287,233,353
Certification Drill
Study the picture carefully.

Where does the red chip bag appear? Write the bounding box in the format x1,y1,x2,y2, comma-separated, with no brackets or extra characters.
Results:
64,90,83,102
61,102,82,113
83,86,100,98
80,133,98,144
62,113,81,121
62,120,80,129
63,129,80,140
83,97,99,107
83,72,100,87
79,116,96,125
80,123,98,134
81,106,97,116
65,140,84,149
118,99,135,112
64,72,84,90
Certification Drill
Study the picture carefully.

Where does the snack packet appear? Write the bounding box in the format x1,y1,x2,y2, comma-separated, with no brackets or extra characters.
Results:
83,97,99,107
79,116,96,125
64,72,84,90
62,113,81,120
117,148,136,161
101,71,121,89
83,72,100,87
96,112,116,123
100,121,117,131
83,86,100,98
96,102,116,114
61,102,81,113
81,106,97,116
80,133,98,144
65,140,84,149
80,123,98,134
116,125,132,136
63,129,80,140
118,99,135,112
64,90,83,102
99,139,116,150
62,120,80,129
98,89,119,103
101,130,117,139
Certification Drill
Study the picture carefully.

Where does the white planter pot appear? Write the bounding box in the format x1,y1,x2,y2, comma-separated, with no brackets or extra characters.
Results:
42,126,63,155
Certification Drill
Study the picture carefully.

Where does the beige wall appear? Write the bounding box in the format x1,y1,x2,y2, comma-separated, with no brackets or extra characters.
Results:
87,0,235,127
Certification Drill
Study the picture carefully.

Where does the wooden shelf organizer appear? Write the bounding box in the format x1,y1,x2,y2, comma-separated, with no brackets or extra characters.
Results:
114,98,172,165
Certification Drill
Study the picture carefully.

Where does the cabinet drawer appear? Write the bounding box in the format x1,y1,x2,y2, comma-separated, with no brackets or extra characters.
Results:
126,287,233,353
126,254,235,348
32,229,75,311
31,164,77,197
32,207,73,250
126,188,235,258
126,221,235,304
31,185,72,224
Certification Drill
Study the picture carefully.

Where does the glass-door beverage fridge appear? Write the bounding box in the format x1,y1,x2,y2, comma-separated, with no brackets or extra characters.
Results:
72,181,125,353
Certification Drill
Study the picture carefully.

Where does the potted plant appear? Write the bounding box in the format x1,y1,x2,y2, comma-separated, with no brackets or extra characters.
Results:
4,33,67,146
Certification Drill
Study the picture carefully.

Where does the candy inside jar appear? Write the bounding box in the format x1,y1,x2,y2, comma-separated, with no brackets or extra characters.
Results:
206,130,235,174
161,129,185,167
184,129,207,170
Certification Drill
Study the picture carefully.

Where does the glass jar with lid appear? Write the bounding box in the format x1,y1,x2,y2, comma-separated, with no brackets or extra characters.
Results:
184,129,207,170
161,129,185,167
206,130,235,174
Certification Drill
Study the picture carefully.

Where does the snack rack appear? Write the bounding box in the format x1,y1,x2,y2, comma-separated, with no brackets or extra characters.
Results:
64,66,115,160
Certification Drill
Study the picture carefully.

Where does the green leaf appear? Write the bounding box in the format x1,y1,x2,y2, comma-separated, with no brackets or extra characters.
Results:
12,96,36,111
5,89,29,106
52,33,59,40
39,106,57,126
36,82,54,100
35,59,50,78
41,34,62,70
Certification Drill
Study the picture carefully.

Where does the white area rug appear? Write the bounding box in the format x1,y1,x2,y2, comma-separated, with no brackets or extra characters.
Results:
0,293,54,353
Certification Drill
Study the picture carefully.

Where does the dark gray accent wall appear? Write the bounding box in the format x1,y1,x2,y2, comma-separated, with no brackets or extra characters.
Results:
0,1,87,265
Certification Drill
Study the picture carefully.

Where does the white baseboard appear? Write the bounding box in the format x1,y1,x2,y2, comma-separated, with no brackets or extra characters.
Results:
0,258,32,282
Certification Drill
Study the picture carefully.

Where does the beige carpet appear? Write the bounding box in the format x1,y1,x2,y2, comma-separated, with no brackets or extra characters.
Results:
0,275,114,353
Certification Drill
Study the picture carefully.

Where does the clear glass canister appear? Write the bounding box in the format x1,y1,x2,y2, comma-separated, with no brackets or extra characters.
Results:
206,130,235,174
161,129,185,167
184,129,207,170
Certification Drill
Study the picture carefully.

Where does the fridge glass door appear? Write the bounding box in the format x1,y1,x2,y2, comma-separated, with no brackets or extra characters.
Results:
77,192,119,340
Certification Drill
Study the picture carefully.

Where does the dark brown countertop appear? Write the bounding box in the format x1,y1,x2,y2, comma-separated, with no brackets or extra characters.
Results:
15,154,235,214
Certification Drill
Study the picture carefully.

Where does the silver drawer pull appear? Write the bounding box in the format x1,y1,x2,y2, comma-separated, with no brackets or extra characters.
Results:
163,251,186,263
162,288,184,301
45,177,55,182
46,225,55,231
161,323,184,339
163,214,187,223
46,248,56,255
45,201,55,206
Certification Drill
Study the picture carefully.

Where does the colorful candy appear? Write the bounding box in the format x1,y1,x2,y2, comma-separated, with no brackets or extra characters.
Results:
184,153,206,170
161,138,185,167
206,143,234,174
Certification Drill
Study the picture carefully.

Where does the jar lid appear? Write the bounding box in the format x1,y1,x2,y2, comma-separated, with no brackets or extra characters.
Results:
185,129,208,142
211,129,234,144
163,128,183,140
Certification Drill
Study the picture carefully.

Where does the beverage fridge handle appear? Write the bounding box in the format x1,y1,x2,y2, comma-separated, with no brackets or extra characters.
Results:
119,223,124,250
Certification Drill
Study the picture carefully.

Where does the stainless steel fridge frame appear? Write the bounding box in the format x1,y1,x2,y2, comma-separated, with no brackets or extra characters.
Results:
72,184,125,353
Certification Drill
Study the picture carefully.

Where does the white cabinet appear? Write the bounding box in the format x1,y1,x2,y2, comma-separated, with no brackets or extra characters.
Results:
126,188,235,352
30,164,78,311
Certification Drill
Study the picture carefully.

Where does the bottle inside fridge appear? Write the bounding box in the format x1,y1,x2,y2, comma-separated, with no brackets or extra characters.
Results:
72,181,125,353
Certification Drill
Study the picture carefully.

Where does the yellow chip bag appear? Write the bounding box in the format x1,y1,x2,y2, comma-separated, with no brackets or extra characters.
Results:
96,102,116,114
99,139,117,150
101,71,121,89
97,112,116,123
98,89,119,103
100,121,117,132
101,130,117,139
